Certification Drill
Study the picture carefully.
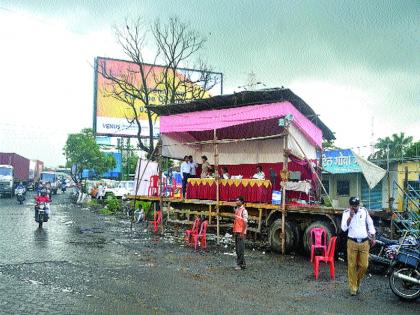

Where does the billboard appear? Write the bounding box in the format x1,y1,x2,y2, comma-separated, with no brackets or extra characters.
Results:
93,57,223,137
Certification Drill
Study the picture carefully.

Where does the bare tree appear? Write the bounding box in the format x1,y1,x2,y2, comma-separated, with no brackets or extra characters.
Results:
97,17,220,159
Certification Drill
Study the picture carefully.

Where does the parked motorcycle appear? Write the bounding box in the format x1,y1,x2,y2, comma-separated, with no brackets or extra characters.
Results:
369,234,418,274
35,201,50,228
15,187,26,204
389,246,420,301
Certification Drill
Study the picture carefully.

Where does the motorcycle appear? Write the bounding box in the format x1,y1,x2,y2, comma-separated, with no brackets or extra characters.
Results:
35,201,50,228
15,187,26,204
61,182,67,193
389,245,420,301
369,233,418,274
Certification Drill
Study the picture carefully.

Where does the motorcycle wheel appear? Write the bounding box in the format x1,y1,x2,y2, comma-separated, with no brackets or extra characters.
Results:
389,267,420,301
38,213,43,228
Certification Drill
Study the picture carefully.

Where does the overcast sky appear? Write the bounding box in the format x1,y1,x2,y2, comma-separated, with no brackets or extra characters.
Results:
0,0,419,166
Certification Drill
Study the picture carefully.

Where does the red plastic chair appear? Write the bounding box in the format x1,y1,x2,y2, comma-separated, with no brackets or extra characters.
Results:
310,227,327,262
148,175,159,196
184,217,201,245
313,236,337,280
192,220,208,250
149,210,162,233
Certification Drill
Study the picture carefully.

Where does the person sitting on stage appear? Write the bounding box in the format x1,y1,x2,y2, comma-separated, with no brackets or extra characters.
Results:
221,167,230,179
206,166,215,178
252,165,265,180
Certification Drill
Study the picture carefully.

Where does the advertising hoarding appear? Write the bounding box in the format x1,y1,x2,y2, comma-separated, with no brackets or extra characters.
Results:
93,57,223,137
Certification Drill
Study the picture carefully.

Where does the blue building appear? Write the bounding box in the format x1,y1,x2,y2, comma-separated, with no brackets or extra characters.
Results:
320,149,386,209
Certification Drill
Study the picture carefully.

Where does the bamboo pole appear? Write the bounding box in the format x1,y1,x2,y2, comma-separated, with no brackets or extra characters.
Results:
214,129,220,244
157,141,164,234
281,126,289,255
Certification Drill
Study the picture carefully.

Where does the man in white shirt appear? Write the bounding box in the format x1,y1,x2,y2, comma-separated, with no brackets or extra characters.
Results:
252,165,265,180
188,155,198,178
180,156,191,198
341,197,376,296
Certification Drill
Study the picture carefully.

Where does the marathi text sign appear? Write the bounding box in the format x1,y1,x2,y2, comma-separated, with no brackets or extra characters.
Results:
321,149,361,174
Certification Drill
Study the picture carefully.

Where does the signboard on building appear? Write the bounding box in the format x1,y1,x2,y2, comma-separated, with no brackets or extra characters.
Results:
93,57,223,138
321,149,361,174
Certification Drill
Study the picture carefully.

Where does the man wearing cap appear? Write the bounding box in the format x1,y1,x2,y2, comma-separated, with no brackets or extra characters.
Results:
341,197,376,296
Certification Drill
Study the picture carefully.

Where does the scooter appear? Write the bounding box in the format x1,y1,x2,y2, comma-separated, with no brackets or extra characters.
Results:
15,187,26,204
35,202,50,228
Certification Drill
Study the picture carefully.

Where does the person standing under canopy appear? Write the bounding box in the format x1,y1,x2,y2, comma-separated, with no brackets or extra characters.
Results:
180,156,191,198
200,155,210,178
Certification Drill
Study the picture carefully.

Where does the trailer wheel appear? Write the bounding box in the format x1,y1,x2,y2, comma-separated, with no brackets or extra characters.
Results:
303,220,335,255
269,219,298,253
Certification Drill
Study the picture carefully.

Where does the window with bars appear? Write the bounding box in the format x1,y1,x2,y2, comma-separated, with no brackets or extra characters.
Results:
337,180,350,196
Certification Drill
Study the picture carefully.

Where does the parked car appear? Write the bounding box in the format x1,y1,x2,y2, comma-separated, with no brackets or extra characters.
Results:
104,181,134,199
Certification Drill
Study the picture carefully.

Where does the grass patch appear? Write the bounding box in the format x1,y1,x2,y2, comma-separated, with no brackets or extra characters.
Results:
99,207,114,215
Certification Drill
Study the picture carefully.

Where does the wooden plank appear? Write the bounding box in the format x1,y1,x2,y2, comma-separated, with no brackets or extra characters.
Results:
128,195,388,218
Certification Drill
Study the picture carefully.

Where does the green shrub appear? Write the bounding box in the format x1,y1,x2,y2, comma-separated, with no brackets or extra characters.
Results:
87,199,98,207
105,196,120,213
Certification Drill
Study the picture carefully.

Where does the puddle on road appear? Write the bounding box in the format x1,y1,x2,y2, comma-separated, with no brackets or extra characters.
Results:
78,227,104,234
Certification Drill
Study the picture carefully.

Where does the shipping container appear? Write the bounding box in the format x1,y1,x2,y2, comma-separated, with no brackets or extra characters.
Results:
0,152,30,182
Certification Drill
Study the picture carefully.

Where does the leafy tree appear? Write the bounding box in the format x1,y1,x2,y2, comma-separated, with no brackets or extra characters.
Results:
369,132,413,162
63,128,116,182
405,140,420,158
322,139,340,150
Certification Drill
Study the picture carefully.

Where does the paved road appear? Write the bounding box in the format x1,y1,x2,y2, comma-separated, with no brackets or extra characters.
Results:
0,193,418,315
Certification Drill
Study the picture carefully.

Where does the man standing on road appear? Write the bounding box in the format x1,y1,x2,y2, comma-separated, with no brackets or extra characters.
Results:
233,196,248,270
341,197,376,296
180,156,191,198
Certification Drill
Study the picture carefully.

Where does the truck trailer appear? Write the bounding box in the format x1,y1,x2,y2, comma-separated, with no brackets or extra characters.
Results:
0,152,30,197
130,88,389,255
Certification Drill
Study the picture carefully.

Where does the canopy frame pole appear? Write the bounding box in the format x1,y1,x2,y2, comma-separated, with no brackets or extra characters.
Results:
214,129,220,244
157,140,165,234
281,127,289,255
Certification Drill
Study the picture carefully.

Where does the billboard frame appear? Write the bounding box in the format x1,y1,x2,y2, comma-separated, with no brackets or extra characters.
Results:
93,56,224,138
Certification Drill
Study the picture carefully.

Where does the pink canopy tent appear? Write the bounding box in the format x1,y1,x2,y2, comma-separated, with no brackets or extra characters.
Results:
160,101,323,148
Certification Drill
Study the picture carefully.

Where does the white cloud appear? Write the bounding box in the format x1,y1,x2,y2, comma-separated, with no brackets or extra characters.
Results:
0,9,128,166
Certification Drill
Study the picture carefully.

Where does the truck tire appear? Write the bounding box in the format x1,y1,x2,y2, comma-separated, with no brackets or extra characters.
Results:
269,219,298,253
303,220,335,255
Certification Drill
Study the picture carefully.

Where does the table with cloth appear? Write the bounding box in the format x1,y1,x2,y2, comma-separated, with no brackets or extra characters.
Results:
186,178,272,203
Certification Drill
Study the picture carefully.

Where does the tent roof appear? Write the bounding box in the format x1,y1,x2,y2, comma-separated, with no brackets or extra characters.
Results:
147,88,335,141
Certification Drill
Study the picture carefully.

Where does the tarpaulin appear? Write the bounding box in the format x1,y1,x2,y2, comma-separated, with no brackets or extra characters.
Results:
160,101,323,147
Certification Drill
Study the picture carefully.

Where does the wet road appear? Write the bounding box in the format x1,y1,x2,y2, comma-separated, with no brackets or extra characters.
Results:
0,193,419,315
